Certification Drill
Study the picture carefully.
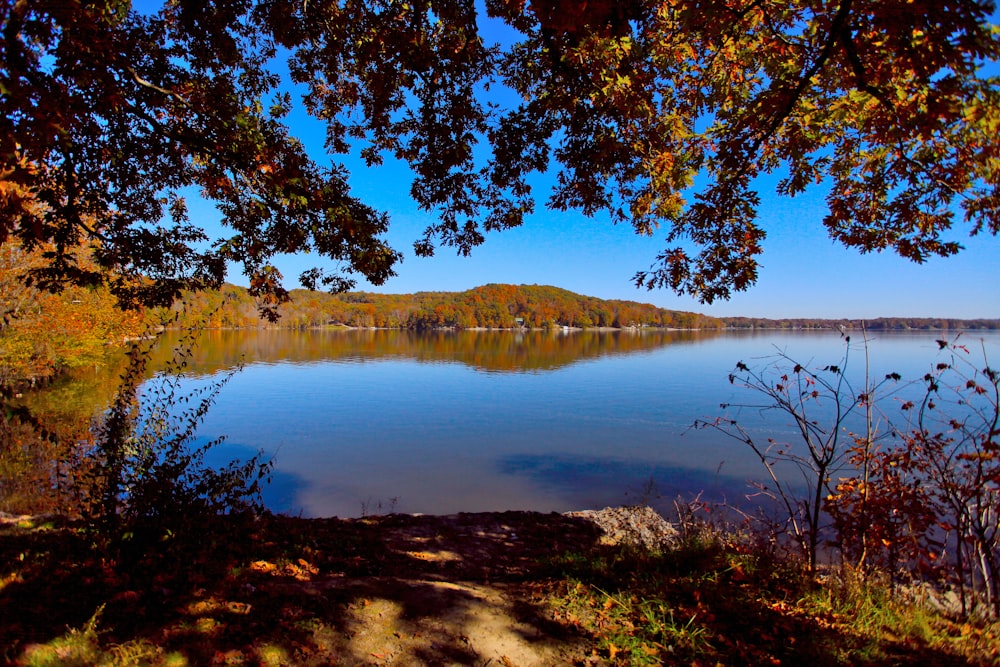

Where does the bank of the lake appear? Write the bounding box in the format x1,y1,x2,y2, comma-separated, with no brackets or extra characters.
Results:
165,282,1000,333
3,507,997,666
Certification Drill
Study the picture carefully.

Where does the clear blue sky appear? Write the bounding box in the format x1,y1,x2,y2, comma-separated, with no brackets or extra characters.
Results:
202,11,999,321
245,131,998,321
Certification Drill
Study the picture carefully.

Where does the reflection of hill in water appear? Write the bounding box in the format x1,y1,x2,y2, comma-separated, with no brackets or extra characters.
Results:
152,328,727,376
21,329,726,434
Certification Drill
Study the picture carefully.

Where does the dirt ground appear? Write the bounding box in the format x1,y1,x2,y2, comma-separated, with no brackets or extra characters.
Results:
1,508,676,666
276,507,678,666
249,511,607,666
7,508,998,666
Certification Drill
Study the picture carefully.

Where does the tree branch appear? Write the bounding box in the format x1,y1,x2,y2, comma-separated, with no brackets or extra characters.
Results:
125,66,190,108
835,23,896,113
749,0,855,157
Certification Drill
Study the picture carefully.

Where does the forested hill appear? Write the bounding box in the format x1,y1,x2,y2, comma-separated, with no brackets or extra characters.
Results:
167,284,1000,332
169,284,723,330
2,276,996,389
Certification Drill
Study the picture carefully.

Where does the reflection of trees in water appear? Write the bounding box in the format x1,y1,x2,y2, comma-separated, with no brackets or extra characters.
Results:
2,354,130,513
151,328,726,376
6,329,724,512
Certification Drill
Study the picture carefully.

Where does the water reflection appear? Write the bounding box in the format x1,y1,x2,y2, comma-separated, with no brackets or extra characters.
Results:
1,356,130,513
13,329,996,518
496,453,753,509
152,328,727,375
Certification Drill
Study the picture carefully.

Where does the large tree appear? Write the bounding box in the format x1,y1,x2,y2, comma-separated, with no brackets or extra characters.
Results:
2,0,998,314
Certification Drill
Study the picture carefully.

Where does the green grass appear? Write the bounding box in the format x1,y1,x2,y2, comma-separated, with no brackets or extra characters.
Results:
544,525,1000,666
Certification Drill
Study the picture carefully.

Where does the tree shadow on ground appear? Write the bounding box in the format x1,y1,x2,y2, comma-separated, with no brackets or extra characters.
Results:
0,510,993,666
0,511,600,665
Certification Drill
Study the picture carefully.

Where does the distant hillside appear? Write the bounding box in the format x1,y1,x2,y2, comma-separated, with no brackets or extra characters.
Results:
163,284,1000,332
165,283,725,330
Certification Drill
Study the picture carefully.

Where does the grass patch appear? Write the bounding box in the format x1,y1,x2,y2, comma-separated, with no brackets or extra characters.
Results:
545,522,1000,666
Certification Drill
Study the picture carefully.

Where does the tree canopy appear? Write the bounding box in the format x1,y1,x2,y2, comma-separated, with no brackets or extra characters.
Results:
2,0,998,316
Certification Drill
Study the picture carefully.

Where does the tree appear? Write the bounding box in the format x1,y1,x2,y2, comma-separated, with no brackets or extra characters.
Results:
895,339,1000,617
3,0,997,312
696,337,902,572
1,0,401,320
0,239,147,388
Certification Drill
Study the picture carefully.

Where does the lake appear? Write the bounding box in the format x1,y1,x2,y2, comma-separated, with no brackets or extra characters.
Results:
128,327,999,519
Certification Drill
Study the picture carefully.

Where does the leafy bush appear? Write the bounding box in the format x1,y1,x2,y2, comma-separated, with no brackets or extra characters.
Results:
79,323,272,549
708,333,1000,617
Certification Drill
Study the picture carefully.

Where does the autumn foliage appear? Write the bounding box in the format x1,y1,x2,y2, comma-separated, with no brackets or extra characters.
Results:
714,335,1000,618
2,0,997,312
0,240,147,389
829,340,1000,617
162,282,725,330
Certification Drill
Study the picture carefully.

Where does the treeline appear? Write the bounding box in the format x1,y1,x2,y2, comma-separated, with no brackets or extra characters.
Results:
4,234,997,388
722,316,1000,331
168,284,1000,333
168,283,727,330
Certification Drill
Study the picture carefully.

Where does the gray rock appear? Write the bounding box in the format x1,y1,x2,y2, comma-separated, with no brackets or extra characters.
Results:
564,505,678,551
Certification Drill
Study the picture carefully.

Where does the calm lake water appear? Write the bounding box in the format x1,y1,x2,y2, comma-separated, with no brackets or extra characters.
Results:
131,328,999,519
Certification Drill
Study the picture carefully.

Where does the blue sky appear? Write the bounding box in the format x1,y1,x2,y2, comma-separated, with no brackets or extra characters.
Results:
299,147,998,320
248,127,998,321
202,11,999,321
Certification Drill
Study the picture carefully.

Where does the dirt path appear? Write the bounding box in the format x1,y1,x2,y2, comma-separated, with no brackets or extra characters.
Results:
239,511,608,666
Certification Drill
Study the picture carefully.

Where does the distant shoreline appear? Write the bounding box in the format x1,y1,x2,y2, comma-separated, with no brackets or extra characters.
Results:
159,322,1000,333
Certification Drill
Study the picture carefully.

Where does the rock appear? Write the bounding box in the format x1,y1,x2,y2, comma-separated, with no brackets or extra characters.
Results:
563,505,678,551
